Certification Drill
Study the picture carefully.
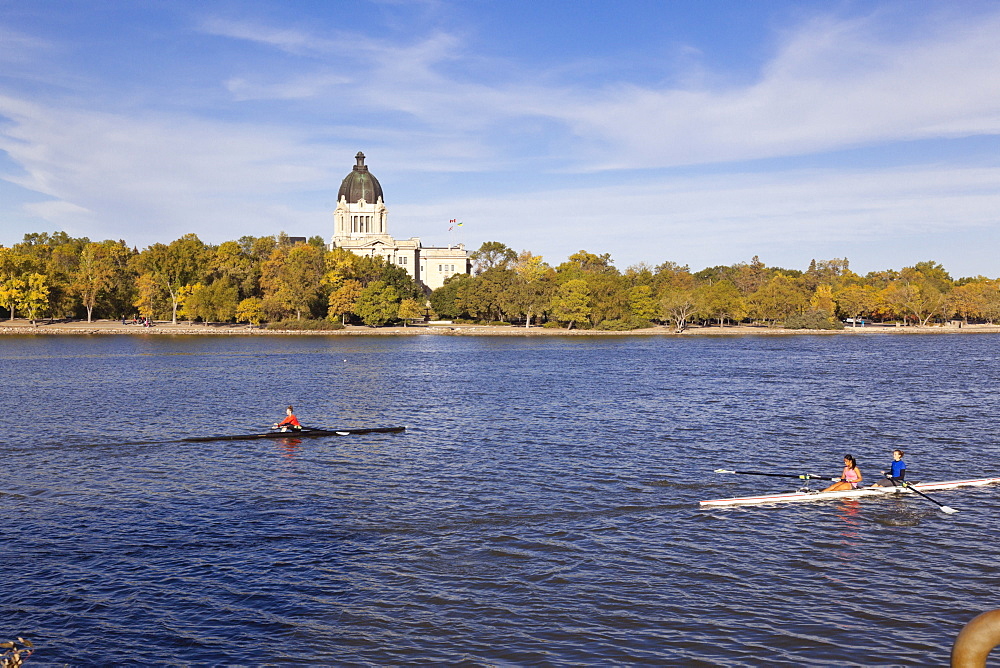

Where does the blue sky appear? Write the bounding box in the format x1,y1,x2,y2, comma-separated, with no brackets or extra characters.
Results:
2,0,999,277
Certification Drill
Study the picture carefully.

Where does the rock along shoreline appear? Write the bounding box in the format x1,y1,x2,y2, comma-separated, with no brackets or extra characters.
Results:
2,320,999,337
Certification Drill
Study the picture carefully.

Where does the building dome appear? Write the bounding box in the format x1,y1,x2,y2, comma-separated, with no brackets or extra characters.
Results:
337,152,384,204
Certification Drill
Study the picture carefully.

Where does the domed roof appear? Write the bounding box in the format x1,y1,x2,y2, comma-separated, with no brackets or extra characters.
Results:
337,152,384,204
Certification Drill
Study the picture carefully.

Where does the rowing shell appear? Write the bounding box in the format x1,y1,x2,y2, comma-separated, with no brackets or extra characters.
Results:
699,477,1000,509
181,426,406,443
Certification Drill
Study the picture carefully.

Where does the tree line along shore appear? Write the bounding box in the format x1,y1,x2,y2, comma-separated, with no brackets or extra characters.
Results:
2,231,999,332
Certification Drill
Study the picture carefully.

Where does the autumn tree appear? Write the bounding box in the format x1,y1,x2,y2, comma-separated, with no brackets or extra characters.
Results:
511,251,553,327
882,274,948,326
133,273,165,319
0,247,29,320
660,288,698,332
696,279,745,326
18,273,50,323
260,243,325,320
327,279,363,324
948,279,1000,323
71,242,117,322
732,256,769,295
134,234,208,324
835,285,882,325
236,297,264,326
184,279,239,322
15,232,88,317
747,274,808,324
397,298,426,326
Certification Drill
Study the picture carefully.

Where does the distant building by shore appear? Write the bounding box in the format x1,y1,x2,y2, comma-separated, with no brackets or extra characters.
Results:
328,152,470,291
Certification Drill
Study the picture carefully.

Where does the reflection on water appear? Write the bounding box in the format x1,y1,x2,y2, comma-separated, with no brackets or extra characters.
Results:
275,437,302,458
1,334,999,665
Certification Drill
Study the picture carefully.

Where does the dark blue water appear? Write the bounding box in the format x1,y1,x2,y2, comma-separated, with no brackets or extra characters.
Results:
2,333,999,665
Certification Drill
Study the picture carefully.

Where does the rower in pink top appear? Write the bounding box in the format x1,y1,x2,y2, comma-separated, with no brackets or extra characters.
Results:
823,454,863,492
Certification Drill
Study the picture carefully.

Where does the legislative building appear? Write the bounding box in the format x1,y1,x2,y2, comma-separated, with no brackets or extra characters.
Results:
328,152,470,292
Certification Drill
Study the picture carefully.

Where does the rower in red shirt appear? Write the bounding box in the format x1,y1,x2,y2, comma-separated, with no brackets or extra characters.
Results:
273,405,302,432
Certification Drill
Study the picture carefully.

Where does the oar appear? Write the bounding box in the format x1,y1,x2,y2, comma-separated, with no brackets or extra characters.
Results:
714,469,838,481
893,478,958,514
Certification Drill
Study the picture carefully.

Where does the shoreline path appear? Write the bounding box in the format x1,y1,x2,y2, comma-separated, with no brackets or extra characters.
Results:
2,319,999,337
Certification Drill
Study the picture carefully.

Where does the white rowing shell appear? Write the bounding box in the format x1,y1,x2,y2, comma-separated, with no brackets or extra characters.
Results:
699,477,1000,508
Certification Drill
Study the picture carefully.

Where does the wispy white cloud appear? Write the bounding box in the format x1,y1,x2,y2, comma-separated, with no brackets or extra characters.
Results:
398,164,1000,274
196,8,1000,170
549,12,1000,169
225,73,352,101
0,95,340,244
197,17,338,56
0,26,52,64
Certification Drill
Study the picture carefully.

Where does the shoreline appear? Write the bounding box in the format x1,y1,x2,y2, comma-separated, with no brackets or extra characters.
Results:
2,319,999,337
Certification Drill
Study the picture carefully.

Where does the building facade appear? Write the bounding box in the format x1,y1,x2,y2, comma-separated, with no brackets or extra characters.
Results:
329,152,470,292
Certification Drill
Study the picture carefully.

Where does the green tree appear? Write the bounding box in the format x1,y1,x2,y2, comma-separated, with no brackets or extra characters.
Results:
470,241,517,275
549,279,592,329
457,268,517,322
210,241,256,299
355,280,401,326
429,273,474,320
628,285,658,321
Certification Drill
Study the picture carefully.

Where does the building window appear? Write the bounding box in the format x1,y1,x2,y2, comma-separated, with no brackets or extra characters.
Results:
398,257,407,265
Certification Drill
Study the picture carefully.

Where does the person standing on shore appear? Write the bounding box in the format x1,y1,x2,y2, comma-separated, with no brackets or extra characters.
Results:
871,449,906,487
273,405,302,432
823,454,862,491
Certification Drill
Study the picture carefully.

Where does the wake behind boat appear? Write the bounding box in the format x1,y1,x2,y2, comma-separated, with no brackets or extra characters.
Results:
700,476,1000,509
181,426,406,443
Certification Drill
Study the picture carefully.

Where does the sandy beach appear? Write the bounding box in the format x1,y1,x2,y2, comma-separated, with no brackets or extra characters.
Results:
2,319,998,336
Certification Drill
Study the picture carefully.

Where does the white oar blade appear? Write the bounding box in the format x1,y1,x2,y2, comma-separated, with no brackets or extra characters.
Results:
714,469,736,474
940,506,959,514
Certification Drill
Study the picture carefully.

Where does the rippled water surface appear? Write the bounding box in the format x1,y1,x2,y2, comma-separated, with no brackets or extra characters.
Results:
2,333,999,665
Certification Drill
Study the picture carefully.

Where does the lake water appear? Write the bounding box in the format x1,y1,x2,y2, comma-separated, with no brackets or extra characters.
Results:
2,333,999,666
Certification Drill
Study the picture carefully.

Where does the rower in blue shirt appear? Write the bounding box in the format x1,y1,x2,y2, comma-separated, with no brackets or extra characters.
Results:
872,449,906,487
